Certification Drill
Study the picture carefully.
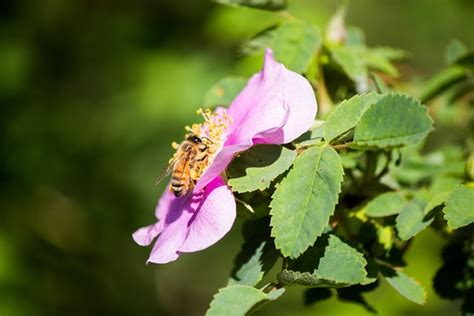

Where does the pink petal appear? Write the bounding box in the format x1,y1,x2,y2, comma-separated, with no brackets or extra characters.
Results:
135,177,235,264
227,49,317,146
132,222,164,246
179,176,236,252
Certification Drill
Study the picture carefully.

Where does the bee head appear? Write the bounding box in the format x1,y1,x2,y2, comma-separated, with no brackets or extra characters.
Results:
187,135,202,144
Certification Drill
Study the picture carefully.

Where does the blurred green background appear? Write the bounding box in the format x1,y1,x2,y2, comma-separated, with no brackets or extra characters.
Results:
0,0,472,315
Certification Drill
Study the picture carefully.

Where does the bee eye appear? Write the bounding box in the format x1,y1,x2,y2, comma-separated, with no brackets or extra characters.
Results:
193,136,202,143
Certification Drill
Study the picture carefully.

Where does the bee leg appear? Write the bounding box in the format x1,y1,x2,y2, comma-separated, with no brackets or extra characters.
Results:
190,169,199,181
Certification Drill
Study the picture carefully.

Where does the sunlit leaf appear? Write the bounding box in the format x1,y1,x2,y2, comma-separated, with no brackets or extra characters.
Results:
227,145,297,193
270,146,343,258
381,266,427,305
278,235,369,287
324,93,383,143
353,93,433,149
207,285,284,316
230,219,279,286
396,199,433,240
331,46,367,84
443,184,474,229
365,192,408,217
271,20,321,73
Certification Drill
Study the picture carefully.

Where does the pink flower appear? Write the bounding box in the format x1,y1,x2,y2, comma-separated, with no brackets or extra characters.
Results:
133,49,317,264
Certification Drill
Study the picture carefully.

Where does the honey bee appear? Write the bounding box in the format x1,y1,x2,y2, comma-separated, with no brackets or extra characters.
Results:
155,134,213,197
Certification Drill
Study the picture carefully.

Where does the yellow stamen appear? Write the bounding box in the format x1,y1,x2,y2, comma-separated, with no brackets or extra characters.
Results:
170,107,232,182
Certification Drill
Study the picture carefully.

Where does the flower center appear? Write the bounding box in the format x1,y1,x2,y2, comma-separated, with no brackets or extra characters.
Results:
170,108,232,181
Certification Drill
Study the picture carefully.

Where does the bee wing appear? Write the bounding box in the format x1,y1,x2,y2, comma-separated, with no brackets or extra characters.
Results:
154,160,176,186
154,149,192,186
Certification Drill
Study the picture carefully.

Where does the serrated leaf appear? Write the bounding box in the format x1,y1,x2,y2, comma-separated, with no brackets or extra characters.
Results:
443,185,474,229
230,218,279,287
381,266,427,305
324,93,383,143
419,66,468,103
206,285,284,316
353,93,433,149
227,145,297,193
315,235,368,284
271,20,321,73
214,0,287,11
278,235,370,288
365,192,408,217
424,191,450,215
270,146,343,258
229,241,268,286
203,77,247,107
396,199,433,240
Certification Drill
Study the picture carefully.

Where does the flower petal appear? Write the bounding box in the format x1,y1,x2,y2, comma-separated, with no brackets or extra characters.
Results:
136,177,235,264
179,176,236,252
132,222,164,246
227,49,317,146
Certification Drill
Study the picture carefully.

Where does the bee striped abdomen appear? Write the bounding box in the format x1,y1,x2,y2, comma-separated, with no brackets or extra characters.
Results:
171,151,194,197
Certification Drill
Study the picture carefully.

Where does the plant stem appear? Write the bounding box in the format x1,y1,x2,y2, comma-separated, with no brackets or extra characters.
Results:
363,151,378,188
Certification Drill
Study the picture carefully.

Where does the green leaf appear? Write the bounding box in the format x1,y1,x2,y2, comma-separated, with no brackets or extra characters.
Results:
443,185,474,229
206,285,284,316
371,73,390,94
371,46,407,61
271,20,321,73
424,191,450,215
419,66,468,103
381,266,427,305
278,235,370,287
396,199,433,240
346,26,365,47
229,241,270,286
323,93,383,143
270,146,343,258
241,25,278,56
229,218,279,286
315,235,368,285
365,192,408,217
446,39,468,65
203,77,247,107
353,93,433,149
227,145,297,193
331,46,367,83
214,0,287,11
363,49,398,77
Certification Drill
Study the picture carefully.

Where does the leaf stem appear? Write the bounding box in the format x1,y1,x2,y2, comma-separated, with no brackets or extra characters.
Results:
331,143,350,150
315,53,333,115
